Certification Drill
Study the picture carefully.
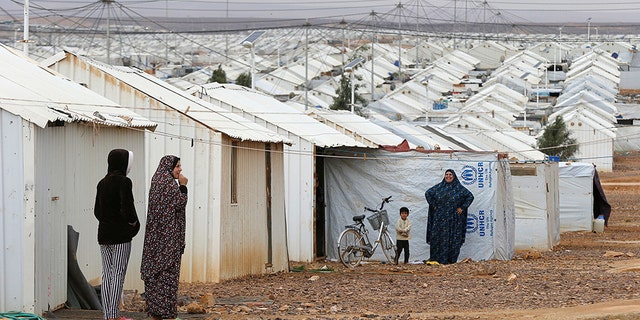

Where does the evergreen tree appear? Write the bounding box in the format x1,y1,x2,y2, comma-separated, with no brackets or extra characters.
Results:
537,116,579,160
208,65,227,83
236,72,252,88
330,73,367,113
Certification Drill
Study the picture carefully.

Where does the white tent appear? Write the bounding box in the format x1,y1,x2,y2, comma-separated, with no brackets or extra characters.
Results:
324,150,514,262
558,162,595,232
511,162,560,251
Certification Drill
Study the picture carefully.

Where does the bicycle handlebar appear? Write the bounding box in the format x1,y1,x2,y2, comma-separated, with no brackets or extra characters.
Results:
363,196,393,212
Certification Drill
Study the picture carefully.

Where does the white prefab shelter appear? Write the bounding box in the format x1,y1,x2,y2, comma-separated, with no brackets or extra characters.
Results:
47,51,292,285
558,162,595,232
189,83,368,262
325,150,514,262
549,108,616,171
0,44,156,315
511,162,560,251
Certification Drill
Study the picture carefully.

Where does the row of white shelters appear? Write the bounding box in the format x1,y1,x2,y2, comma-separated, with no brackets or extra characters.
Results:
367,114,483,151
594,42,636,68
188,82,369,262
0,44,156,314
460,83,528,125
548,50,620,171
567,50,621,82
255,47,343,96
368,50,480,121
484,55,544,98
438,113,546,161
305,108,409,149
47,51,292,287
561,78,618,103
528,42,574,66
465,40,519,70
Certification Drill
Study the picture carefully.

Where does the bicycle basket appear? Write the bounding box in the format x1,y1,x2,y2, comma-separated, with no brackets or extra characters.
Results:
367,209,389,230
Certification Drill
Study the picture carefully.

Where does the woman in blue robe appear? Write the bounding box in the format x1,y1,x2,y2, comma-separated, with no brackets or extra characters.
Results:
425,169,474,264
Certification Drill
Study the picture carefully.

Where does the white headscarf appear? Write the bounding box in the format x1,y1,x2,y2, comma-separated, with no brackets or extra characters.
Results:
126,150,134,175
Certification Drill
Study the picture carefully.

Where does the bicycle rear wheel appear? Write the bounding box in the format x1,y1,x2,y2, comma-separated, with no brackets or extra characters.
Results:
338,229,366,268
380,229,397,264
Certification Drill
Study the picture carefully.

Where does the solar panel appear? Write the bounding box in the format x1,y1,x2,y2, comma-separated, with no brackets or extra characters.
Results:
344,57,364,71
241,31,265,47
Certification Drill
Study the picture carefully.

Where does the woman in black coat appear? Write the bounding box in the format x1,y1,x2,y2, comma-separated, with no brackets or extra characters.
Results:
94,149,140,320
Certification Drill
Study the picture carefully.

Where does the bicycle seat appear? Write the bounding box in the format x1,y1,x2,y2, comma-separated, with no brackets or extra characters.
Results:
352,214,365,222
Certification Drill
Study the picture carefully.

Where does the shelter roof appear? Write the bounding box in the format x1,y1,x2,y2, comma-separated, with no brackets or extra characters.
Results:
51,51,290,144
1,44,156,129
192,83,368,148
305,108,408,148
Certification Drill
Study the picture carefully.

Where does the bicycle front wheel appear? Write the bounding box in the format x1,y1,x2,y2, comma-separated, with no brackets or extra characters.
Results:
338,229,366,268
380,229,397,264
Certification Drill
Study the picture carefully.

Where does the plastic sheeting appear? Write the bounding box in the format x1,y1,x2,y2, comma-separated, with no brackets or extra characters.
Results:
512,162,560,251
324,150,514,262
558,162,595,232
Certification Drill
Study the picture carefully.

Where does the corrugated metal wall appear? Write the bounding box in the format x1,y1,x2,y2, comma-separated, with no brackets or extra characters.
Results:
0,111,29,312
35,124,147,306
207,97,317,262
219,139,288,280
0,112,146,314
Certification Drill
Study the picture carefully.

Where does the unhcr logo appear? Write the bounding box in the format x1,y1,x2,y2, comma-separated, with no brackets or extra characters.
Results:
467,210,487,236
466,213,478,233
460,165,477,185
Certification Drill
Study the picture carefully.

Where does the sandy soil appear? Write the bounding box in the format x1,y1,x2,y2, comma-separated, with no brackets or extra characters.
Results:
120,152,640,320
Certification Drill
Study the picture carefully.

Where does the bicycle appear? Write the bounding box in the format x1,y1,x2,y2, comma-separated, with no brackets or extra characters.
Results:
337,196,397,267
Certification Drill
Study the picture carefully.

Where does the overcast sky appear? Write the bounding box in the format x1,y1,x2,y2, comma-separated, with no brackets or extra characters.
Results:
1,0,640,25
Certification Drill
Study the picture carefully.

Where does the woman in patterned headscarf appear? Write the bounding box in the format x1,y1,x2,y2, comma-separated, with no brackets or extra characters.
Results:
425,169,474,264
141,155,188,320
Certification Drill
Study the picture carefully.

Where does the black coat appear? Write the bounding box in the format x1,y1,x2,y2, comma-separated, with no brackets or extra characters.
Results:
94,149,140,245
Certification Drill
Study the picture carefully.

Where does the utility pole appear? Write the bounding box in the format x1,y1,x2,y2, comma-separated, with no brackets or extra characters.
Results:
225,0,229,62
103,0,112,64
340,18,347,67
165,0,168,63
397,2,402,80
22,0,29,56
370,10,376,101
305,20,310,110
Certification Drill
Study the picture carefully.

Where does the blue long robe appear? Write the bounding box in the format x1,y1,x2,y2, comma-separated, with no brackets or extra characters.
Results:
425,169,474,264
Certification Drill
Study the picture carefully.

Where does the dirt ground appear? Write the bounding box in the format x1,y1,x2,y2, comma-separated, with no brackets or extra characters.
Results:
120,152,640,320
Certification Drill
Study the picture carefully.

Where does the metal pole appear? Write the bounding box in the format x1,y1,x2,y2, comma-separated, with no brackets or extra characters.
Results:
164,0,169,64
370,10,376,101
453,0,457,48
22,0,29,56
523,86,527,129
397,2,402,80
371,31,375,101
225,0,229,62
341,19,346,67
106,0,111,64
305,21,309,110
251,46,255,90
350,71,355,113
